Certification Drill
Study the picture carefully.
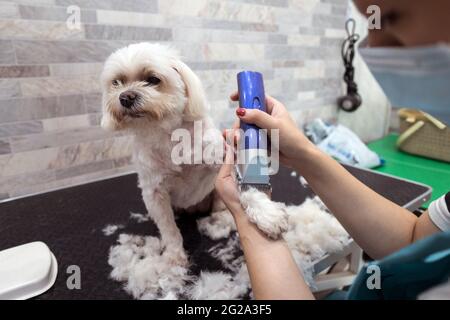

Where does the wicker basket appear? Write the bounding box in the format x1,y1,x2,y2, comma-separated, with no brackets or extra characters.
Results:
397,108,450,162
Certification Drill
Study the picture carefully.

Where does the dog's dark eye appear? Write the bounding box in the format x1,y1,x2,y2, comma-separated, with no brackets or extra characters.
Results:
112,79,121,87
145,76,161,86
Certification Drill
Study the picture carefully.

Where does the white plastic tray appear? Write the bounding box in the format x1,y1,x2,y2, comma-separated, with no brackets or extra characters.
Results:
0,241,58,300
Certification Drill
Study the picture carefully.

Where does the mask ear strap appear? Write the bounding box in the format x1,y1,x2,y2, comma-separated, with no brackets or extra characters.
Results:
345,18,359,41
342,18,360,94
338,18,362,112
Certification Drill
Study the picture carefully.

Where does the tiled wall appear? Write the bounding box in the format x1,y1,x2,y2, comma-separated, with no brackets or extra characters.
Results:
0,0,348,200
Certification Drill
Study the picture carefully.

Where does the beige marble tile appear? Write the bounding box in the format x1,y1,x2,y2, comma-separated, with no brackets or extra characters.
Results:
232,0,288,7
0,2,19,19
0,169,55,195
83,92,102,113
288,0,320,11
0,19,85,40
325,28,347,38
20,75,100,97
96,10,165,28
10,0,56,5
0,120,43,138
48,135,132,170
273,7,312,25
0,79,21,99
287,34,321,46
296,91,316,101
205,43,265,61
0,65,50,78
0,40,16,64
272,60,304,68
173,28,268,43
10,126,111,152
159,0,276,24
49,63,103,76
14,40,127,64
54,159,114,180
113,156,132,168
0,138,11,155
313,13,346,29
294,65,326,79
42,114,92,132
9,165,135,198
0,147,59,177
55,0,157,13
196,69,239,100
85,24,172,41
0,95,78,123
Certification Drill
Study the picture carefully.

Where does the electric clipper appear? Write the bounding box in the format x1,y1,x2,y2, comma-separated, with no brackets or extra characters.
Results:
235,71,271,193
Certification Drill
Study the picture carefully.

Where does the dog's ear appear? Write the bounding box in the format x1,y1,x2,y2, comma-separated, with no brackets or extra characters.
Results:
172,60,208,121
101,113,118,131
100,94,120,131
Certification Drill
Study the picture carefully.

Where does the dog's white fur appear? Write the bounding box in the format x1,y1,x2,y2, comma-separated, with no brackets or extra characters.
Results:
240,188,289,239
197,210,236,240
101,43,225,267
101,42,302,298
108,233,193,299
101,42,290,266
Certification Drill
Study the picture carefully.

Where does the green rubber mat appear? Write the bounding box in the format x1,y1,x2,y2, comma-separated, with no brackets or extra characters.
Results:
368,133,450,207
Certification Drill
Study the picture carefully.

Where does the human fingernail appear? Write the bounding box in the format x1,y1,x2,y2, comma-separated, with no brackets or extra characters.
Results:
236,108,246,117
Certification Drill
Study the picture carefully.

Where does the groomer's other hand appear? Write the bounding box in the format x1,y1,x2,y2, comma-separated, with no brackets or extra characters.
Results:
229,92,314,167
214,143,244,217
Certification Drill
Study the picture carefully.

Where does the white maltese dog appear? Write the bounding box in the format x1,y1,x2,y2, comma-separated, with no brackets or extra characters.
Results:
100,42,288,268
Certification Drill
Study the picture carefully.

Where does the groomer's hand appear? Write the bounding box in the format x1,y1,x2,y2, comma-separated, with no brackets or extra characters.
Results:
214,142,245,217
229,92,314,167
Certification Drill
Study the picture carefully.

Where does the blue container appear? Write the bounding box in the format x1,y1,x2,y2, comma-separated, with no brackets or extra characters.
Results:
237,71,267,151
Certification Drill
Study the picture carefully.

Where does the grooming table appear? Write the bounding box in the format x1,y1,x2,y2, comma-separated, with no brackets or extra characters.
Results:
0,164,431,299
368,133,450,207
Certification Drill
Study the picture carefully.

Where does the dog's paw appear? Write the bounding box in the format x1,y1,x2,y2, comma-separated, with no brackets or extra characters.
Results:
240,188,289,239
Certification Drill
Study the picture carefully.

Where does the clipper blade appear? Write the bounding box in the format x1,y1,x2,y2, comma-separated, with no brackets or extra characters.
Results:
235,160,271,194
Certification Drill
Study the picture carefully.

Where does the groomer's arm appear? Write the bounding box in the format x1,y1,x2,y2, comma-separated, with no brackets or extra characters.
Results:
293,146,440,259
233,206,314,300
231,93,440,260
215,146,314,300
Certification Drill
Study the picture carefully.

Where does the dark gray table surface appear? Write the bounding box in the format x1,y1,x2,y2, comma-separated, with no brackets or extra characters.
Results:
0,164,431,299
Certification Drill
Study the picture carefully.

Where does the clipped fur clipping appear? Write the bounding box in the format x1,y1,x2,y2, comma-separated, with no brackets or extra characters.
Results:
107,196,350,299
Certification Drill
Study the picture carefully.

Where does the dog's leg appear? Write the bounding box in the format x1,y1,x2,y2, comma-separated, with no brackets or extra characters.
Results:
239,188,289,239
141,188,188,266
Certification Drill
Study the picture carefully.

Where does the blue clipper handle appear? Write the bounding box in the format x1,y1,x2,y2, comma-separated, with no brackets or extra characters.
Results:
237,71,267,150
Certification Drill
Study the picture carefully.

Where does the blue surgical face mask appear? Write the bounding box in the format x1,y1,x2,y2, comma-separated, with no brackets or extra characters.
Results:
359,39,450,125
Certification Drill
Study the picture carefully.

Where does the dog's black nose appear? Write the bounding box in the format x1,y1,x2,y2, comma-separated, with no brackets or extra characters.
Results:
119,91,137,108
